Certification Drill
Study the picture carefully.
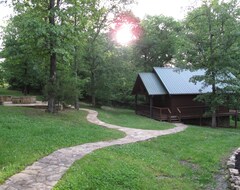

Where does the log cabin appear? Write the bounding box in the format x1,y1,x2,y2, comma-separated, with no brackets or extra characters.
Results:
132,67,238,127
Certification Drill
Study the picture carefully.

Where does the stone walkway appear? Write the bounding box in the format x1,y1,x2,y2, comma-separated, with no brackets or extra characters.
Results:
0,108,188,190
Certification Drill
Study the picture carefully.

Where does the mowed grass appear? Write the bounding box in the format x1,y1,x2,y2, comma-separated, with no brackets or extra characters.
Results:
0,88,23,96
97,106,174,130
55,114,240,190
0,106,124,184
0,87,43,100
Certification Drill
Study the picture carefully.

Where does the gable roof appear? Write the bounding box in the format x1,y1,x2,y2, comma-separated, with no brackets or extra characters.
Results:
132,67,212,96
153,67,212,95
139,73,167,95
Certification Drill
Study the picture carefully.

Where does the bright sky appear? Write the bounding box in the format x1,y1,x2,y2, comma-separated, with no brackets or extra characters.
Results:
0,3,12,26
132,0,198,20
0,0,198,24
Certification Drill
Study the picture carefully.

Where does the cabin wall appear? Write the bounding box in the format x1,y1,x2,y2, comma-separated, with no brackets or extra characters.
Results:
170,95,203,114
152,94,229,113
153,95,171,107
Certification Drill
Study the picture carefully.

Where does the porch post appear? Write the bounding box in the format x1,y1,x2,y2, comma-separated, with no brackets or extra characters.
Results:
235,110,238,128
150,95,153,118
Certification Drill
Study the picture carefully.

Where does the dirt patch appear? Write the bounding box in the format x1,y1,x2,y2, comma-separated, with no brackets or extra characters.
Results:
156,175,173,180
206,156,229,190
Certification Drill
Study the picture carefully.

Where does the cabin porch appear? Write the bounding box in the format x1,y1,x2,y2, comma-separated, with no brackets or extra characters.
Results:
135,104,238,128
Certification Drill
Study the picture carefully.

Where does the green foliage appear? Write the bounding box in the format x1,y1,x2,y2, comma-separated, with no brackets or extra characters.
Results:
0,106,123,183
2,0,239,110
1,0,137,107
43,70,86,105
178,0,240,126
133,15,182,71
1,12,47,94
93,42,139,106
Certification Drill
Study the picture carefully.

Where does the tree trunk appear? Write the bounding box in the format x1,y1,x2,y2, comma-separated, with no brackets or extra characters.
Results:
23,64,28,96
74,11,80,110
212,109,217,128
47,0,57,113
47,53,57,113
207,5,217,128
91,71,96,107
74,46,80,110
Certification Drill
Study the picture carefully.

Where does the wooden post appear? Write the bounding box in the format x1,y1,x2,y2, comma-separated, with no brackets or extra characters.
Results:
150,96,153,118
235,110,238,128
160,109,162,121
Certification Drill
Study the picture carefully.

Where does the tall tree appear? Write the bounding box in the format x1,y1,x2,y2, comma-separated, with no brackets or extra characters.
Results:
5,0,83,112
1,10,47,94
83,0,134,106
180,0,240,127
133,15,182,71
47,0,59,112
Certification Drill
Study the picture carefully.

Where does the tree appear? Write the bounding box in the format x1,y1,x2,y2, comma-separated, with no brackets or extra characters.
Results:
133,15,182,71
3,0,87,112
1,0,141,109
1,11,47,94
179,0,240,127
83,0,135,106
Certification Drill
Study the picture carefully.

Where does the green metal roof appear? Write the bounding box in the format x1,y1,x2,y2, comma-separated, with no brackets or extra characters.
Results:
139,73,167,95
153,67,211,94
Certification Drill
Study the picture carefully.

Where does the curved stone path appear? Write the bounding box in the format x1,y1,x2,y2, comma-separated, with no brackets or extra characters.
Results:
0,108,188,190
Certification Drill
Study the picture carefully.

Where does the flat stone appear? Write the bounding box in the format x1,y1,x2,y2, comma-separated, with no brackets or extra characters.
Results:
235,186,240,190
228,161,236,168
230,155,236,162
230,169,239,176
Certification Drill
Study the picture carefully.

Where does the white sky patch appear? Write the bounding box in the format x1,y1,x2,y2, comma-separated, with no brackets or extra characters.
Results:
0,3,13,26
132,0,199,20
0,3,13,49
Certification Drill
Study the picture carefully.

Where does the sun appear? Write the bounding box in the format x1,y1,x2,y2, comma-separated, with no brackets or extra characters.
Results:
110,12,142,46
115,23,135,46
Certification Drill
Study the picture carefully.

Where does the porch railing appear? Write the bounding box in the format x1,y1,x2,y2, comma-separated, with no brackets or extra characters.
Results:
176,106,207,120
136,104,172,121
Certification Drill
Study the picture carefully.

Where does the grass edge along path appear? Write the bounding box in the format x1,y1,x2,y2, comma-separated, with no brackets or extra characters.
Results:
0,109,187,190
54,124,240,189
0,106,124,184
93,106,175,130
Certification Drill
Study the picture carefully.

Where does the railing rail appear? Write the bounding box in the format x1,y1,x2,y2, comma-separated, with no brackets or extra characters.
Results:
136,104,172,121
177,106,207,117
176,106,236,118
176,107,182,121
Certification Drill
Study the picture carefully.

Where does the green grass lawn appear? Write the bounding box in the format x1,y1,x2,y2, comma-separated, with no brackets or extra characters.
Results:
0,106,124,184
0,88,23,96
96,106,174,130
1,103,240,190
0,87,43,100
54,109,240,190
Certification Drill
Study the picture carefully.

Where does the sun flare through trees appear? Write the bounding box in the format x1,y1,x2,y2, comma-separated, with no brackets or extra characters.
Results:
110,12,142,46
